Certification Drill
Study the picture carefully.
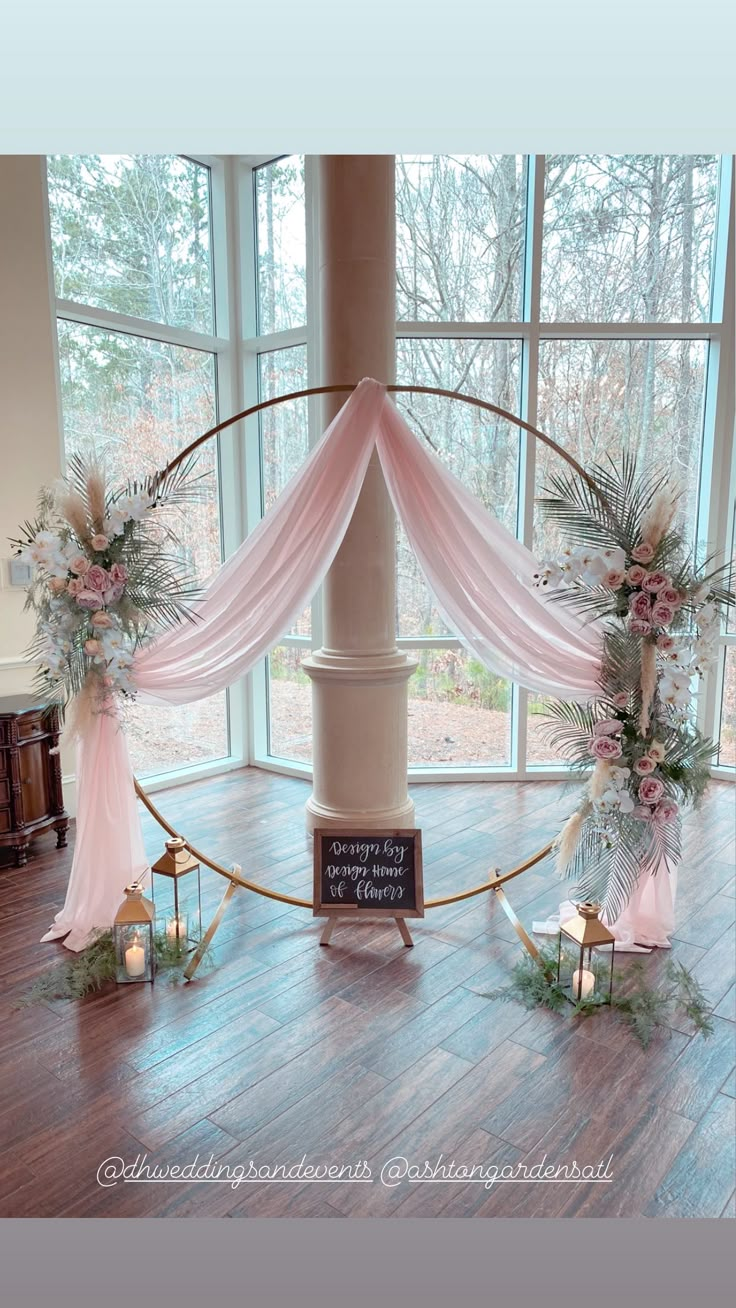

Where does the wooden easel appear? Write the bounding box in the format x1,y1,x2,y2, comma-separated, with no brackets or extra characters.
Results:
319,910,414,948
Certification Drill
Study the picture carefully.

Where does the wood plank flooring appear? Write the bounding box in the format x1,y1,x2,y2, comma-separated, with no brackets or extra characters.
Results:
0,768,733,1218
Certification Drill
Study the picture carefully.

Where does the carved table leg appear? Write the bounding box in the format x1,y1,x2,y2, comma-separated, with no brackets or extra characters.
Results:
55,819,69,850
13,844,29,868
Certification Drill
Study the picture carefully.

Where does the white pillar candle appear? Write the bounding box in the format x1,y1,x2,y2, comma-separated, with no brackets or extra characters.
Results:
166,915,187,942
571,967,595,999
124,940,146,978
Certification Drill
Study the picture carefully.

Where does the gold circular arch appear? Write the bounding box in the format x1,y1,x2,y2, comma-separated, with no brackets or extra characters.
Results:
137,382,596,909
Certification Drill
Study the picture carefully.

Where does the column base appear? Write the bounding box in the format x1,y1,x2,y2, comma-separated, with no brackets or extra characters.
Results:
305,792,416,837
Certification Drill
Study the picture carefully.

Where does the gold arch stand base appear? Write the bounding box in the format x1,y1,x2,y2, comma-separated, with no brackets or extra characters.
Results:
135,781,548,979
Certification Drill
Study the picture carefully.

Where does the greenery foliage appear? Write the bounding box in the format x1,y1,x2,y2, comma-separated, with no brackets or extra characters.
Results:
488,946,714,1049
19,930,209,1004
534,456,734,919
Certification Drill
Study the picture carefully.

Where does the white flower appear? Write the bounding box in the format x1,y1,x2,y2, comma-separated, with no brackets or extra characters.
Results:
608,766,631,790
602,546,626,572
660,673,692,708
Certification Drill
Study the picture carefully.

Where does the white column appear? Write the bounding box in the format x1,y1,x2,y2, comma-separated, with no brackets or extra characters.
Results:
304,156,416,833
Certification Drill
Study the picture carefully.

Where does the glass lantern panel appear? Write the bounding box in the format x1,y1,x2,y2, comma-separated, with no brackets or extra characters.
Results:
115,923,154,983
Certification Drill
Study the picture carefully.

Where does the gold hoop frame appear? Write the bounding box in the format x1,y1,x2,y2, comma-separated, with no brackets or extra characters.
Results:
137,382,591,912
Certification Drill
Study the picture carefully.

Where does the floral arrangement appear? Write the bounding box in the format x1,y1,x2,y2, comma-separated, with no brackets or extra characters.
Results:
533,455,733,922
12,453,204,720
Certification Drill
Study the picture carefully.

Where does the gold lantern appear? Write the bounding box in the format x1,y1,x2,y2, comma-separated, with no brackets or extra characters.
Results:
150,837,202,949
556,902,616,1003
113,883,155,983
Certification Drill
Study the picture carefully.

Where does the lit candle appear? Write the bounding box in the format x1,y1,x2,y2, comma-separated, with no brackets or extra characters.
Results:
571,967,595,999
124,934,146,978
166,915,187,942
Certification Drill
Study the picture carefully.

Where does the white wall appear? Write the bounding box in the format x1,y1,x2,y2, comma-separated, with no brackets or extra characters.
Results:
0,156,77,809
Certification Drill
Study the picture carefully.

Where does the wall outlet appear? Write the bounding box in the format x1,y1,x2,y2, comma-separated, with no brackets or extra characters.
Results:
7,559,34,588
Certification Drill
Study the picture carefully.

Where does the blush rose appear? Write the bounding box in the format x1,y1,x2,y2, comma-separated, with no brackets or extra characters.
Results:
651,601,675,627
85,565,109,593
654,799,679,823
627,564,647,585
631,542,655,564
69,555,90,576
660,587,681,607
590,736,623,760
634,756,656,776
638,777,665,804
629,618,652,636
642,571,669,593
629,591,652,620
592,719,623,736
90,534,109,551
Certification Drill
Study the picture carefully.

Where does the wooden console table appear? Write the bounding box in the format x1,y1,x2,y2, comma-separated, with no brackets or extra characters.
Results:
0,697,69,867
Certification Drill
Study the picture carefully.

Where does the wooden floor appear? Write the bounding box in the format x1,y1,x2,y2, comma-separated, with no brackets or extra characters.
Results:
0,769,733,1219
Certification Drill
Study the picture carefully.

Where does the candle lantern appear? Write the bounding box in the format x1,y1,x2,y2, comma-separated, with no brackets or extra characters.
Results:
150,837,202,949
113,883,155,983
556,902,615,1003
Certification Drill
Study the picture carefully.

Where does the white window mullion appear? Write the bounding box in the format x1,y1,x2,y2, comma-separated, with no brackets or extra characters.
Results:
515,154,545,776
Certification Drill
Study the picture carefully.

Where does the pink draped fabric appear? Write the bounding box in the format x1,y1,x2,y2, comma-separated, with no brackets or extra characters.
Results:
41,704,148,951
376,397,601,700
43,379,672,950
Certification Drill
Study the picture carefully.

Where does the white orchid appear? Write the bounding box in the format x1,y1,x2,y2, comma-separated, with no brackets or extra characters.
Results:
660,672,692,708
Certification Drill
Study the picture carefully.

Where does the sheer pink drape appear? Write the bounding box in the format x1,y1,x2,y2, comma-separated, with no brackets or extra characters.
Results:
43,380,671,952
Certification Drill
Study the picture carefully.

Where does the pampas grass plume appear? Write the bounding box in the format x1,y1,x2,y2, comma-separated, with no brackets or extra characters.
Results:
641,489,679,549
554,805,589,875
86,464,107,532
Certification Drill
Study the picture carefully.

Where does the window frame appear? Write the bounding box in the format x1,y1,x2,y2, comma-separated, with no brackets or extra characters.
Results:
45,153,735,789
45,153,246,793
250,152,735,783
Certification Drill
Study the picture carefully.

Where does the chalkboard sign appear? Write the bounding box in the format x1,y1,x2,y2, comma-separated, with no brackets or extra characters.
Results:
313,829,424,919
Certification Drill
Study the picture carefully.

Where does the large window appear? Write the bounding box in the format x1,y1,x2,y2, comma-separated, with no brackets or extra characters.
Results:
46,154,735,784
394,154,732,775
47,155,230,778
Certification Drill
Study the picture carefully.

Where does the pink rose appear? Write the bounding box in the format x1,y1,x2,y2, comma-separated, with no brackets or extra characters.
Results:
593,719,623,737
653,799,679,823
634,756,656,776
85,564,109,592
629,618,652,636
91,610,113,628
631,542,655,563
629,591,652,620
605,569,626,589
76,589,101,610
638,776,664,804
83,638,102,657
109,563,128,584
627,565,647,586
67,577,84,597
657,634,675,652
69,555,90,576
651,601,675,627
633,805,654,821
48,577,67,593
611,692,628,708
103,584,125,605
90,534,109,551
642,571,669,593
590,735,623,760
660,587,681,608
